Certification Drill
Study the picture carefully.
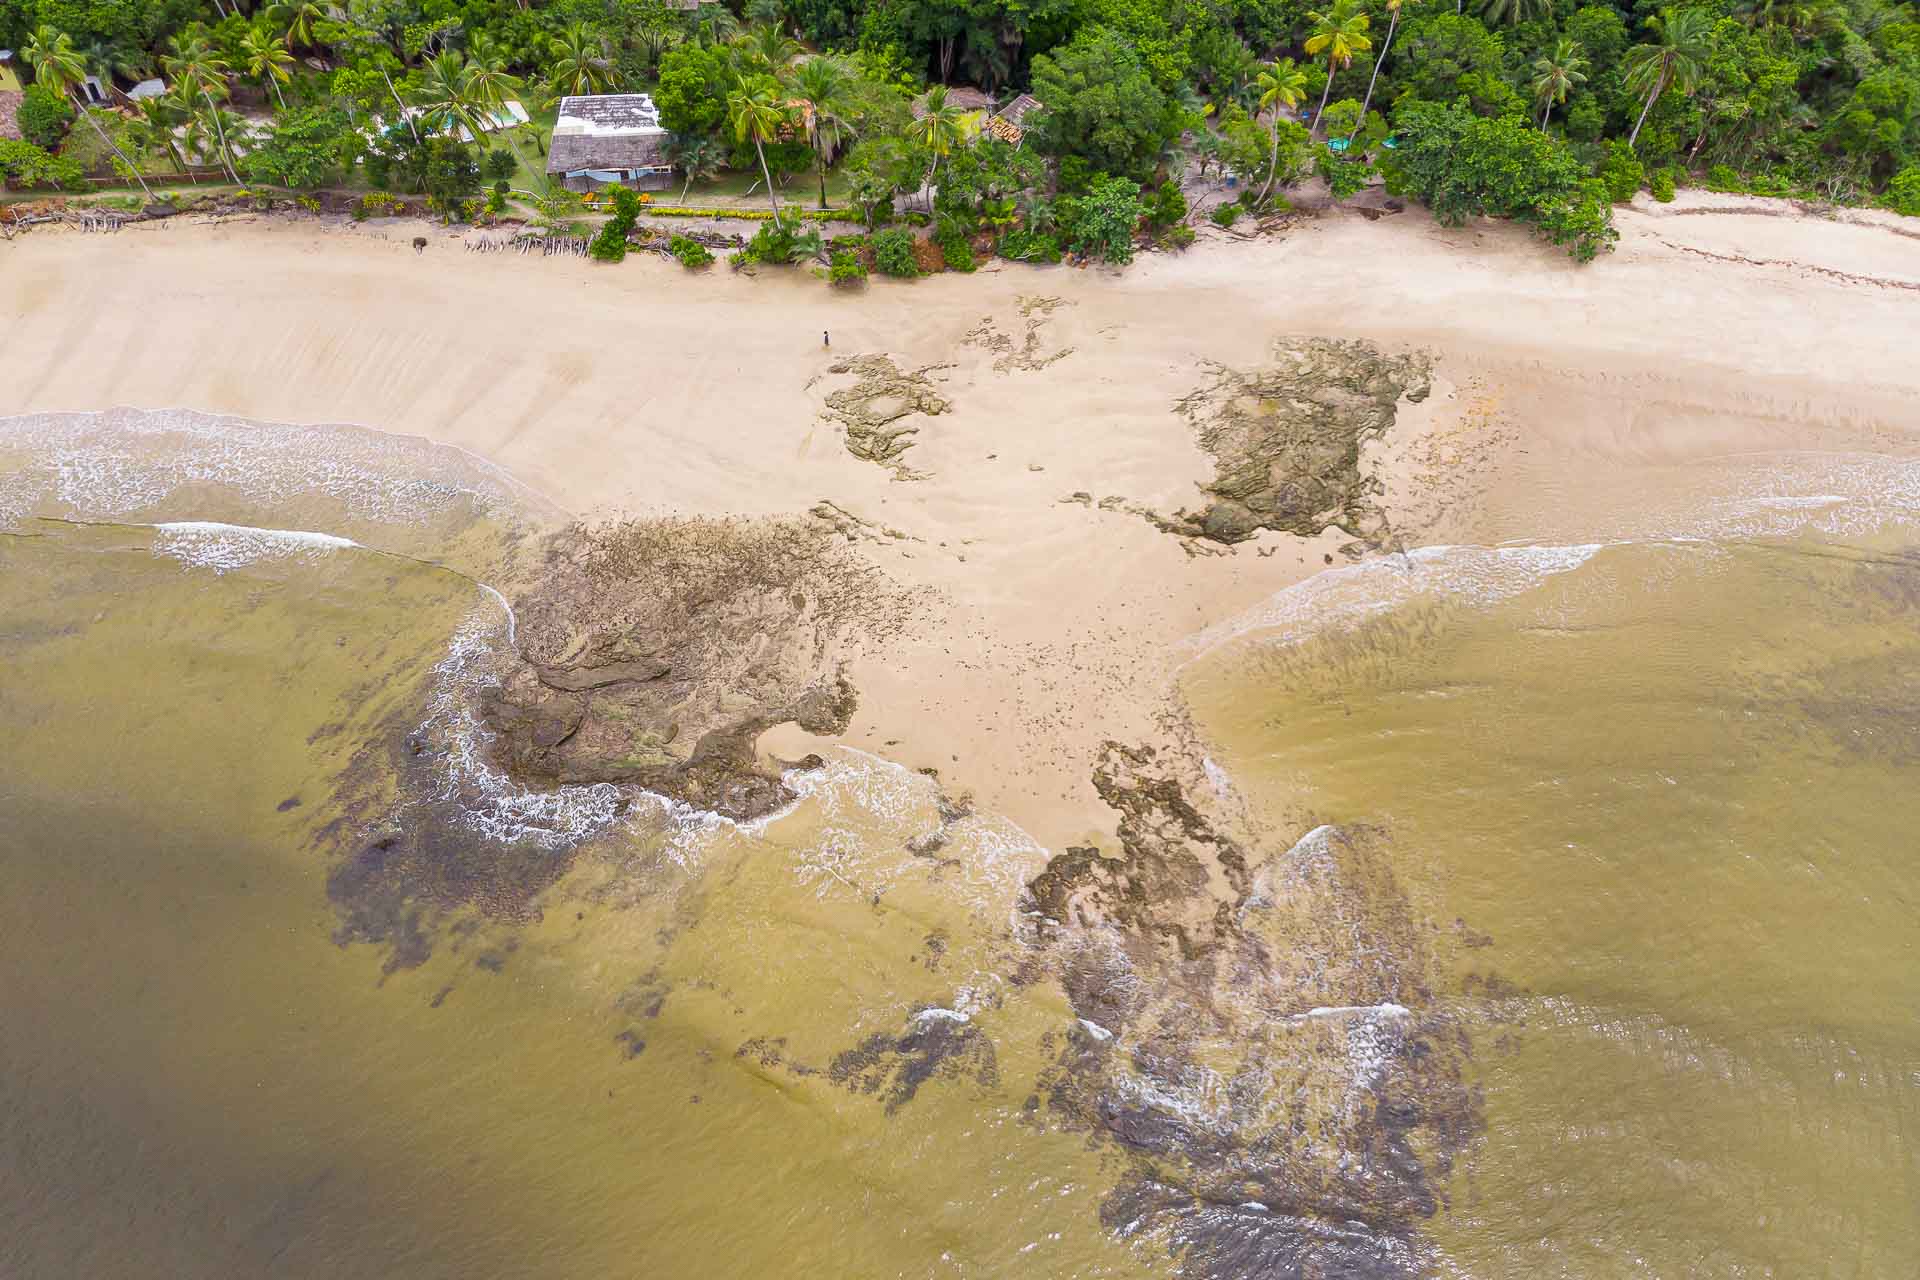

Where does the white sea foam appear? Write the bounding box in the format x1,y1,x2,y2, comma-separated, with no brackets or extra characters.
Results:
0,406,543,532
150,521,360,574
405,609,631,851
1187,543,1606,662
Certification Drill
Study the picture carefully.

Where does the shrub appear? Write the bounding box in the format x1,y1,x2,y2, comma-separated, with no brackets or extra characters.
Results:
873,227,919,277
1706,163,1743,193
1650,167,1676,203
1146,179,1188,229
829,248,868,286
1057,174,1146,264
934,223,975,272
1382,101,1616,263
997,228,1062,263
1209,202,1242,228
589,188,643,262
1597,144,1645,203
0,139,86,190
740,210,823,265
1886,167,1920,217
484,148,518,181
1161,223,1196,250
669,233,715,267
19,85,74,150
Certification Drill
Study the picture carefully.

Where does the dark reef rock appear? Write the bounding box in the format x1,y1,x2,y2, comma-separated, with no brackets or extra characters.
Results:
1155,337,1433,548
479,516,905,821
1020,746,1484,1279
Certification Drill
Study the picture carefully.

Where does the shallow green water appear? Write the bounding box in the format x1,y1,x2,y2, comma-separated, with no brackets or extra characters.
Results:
1184,533,1920,1277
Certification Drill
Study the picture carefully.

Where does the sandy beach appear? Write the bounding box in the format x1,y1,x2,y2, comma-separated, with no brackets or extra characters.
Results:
6,192,1919,851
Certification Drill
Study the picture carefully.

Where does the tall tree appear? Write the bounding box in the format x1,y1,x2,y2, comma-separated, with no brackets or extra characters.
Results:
241,25,296,111
163,33,241,182
1479,0,1550,26
1624,7,1714,148
1252,58,1308,205
21,25,156,200
908,83,965,213
271,0,337,51
1304,0,1372,136
784,54,858,208
548,25,614,99
131,94,188,173
1532,37,1588,129
727,80,790,214
413,51,495,147
664,131,723,201
1350,0,1414,147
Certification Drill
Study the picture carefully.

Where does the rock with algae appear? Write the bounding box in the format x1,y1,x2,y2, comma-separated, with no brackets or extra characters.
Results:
479,516,909,819
818,355,953,478
1019,742,1484,1279
1166,337,1433,546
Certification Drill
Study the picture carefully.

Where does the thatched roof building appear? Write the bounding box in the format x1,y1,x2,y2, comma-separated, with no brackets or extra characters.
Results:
912,85,997,120
985,94,1043,145
546,94,672,192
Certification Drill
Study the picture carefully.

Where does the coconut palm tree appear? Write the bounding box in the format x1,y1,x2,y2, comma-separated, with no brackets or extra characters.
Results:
909,83,966,212
692,2,742,46
1252,58,1308,205
131,95,188,173
1624,7,1714,148
738,22,801,70
726,81,790,215
547,24,613,99
240,25,295,111
1532,38,1588,129
664,131,723,202
162,33,241,182
784,54,857,208
21,26,156,200
183,99,247,183
1350,0,1414,147
1479,0,1550,25
463,36,529,151
271,0,338,51
413,50,495,145
1304,0,1372,136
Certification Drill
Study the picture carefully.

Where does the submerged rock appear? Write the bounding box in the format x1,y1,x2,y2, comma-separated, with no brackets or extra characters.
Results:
1021,745,1483,1278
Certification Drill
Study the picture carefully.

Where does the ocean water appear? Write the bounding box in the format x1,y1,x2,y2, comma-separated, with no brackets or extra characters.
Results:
3,410,1917,1278
1183,516,1920,1274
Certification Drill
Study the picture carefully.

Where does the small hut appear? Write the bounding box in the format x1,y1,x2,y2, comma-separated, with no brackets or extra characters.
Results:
987,94,1044,146
546,94,673,192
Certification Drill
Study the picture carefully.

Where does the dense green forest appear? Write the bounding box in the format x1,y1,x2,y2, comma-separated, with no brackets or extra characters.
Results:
4,0,1918,265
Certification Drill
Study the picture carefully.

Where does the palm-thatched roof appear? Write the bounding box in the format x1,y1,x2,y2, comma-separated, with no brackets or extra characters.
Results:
546,94,669,175
912,85,997,119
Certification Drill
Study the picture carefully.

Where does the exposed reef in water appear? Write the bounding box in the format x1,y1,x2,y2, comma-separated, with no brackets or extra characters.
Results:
1157,338,1433,547
479,516,909,819
1020,744,1481,1278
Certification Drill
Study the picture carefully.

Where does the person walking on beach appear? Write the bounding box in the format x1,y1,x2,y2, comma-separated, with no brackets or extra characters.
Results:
823,330,830,347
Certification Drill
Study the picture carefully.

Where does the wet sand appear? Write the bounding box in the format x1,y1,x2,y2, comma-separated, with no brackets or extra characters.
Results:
5,192,1919,850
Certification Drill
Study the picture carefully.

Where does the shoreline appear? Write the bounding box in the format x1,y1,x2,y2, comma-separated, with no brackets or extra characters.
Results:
6,193,1919,851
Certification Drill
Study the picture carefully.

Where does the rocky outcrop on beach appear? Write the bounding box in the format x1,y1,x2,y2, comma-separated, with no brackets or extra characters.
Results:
816,355,953,479
1020,744,1481,1278
480,516,910,819
1162,337,1433,546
